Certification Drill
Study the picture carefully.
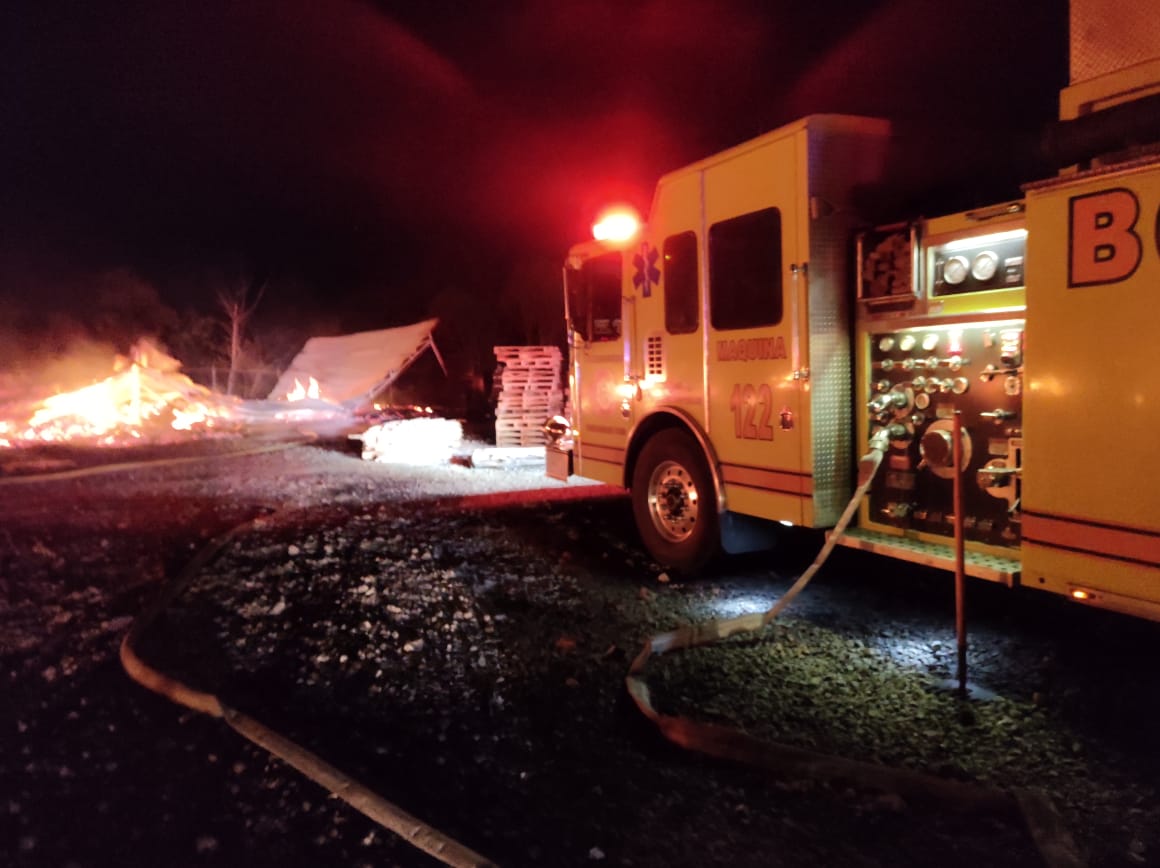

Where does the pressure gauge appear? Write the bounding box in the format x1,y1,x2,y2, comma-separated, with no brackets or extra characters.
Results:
971,250,999,281
898,334,916,352
943,255,969,285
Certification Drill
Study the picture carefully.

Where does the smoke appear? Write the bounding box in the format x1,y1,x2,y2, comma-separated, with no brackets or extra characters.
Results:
0,332,122,403
0,250,182,397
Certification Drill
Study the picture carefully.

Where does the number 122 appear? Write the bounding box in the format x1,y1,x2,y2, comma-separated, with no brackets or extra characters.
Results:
729,383,774,441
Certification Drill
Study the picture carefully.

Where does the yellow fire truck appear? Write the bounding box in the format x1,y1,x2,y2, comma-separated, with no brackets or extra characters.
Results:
557,1,1160,621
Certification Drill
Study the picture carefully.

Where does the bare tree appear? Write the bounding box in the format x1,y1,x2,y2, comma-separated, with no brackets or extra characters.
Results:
217,275,266,396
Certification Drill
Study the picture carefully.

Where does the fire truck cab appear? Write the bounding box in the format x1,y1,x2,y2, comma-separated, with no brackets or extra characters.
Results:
564,115,891,569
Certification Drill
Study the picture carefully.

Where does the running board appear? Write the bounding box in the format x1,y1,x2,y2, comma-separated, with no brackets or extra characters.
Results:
833,527,1021,586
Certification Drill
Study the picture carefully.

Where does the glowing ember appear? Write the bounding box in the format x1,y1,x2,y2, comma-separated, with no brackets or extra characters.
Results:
355,416,463,464
286,376,322,401
172,402,220,431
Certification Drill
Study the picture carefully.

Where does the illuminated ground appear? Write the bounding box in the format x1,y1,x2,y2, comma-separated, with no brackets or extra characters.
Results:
1,441,1156,868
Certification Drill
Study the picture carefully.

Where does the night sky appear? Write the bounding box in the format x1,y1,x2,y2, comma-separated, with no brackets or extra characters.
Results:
0,0,1068,336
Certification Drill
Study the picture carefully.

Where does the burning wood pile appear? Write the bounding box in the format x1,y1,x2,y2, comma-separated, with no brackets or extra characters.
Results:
0,337,367,450
0,339,242,447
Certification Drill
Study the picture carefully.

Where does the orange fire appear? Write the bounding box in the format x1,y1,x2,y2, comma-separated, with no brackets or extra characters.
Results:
1,340,237,446
286,376,321,401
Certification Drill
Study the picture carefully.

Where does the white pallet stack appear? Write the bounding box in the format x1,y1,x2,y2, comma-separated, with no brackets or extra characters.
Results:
493,345,564,448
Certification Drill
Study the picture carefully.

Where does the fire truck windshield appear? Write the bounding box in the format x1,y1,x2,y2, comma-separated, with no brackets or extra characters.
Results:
565,252,623,342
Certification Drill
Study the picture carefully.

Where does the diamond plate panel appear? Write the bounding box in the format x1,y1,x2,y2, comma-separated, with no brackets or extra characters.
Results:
805,119,890,525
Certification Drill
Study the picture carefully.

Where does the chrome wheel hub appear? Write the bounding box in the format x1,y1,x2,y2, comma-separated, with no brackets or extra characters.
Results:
647,459,700,543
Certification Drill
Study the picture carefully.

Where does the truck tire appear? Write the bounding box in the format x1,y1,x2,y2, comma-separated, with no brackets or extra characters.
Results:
631,429,720,572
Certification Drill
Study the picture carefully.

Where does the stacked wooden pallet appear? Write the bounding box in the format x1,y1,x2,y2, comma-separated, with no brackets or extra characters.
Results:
493,345,564,447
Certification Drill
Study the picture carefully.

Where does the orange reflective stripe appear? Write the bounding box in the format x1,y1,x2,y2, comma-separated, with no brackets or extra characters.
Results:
1023,510,1160,568
721,463,813,497
580,443,626,467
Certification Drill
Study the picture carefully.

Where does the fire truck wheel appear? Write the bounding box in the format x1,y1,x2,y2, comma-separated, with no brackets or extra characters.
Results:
631,429,719,573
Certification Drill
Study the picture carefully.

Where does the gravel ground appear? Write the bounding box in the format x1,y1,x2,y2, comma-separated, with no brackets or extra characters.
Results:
2,437,1158,868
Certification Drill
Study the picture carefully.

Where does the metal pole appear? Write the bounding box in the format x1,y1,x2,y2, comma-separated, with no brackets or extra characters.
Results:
952,410,967,697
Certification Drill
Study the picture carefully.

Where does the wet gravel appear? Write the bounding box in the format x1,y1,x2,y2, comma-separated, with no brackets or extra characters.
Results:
2,439,1158,868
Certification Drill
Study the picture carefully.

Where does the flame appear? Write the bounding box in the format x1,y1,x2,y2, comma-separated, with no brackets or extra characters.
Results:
286,376,321,401
1,340,238,446
28,373,145,438
172,401,218,431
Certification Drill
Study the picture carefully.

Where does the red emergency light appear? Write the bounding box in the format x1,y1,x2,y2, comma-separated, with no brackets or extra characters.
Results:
592,206,641,242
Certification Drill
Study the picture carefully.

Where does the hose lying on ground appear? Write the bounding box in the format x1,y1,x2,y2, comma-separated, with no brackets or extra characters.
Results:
119,464,497,868
0,436,316,486
625,431,1085,868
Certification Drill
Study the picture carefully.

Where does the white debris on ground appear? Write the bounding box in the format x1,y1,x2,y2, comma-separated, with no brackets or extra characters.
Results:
352,416,464,464
469,446,546,470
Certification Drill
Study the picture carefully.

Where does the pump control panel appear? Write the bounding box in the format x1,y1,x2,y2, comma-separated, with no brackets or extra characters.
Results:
856,205,1027,552
865,321,1024,548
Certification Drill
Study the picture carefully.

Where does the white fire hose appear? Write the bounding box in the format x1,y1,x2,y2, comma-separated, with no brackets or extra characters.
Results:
625,428,1084,868
0,436,313,486
117,475,497,868
629,426,892,671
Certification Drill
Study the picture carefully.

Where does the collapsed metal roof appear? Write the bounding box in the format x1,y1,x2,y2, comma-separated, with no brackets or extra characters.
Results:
268,318,443,408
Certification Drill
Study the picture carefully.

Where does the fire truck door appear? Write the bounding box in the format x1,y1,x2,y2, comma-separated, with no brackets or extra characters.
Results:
703,135,806,524
565,250,632,486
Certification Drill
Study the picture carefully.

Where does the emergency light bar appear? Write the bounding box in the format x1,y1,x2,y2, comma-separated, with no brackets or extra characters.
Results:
592,206,641,242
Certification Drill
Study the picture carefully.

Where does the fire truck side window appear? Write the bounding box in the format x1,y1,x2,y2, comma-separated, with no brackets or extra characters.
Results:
708,208,783,330
566,252,622,342
663,231,698,334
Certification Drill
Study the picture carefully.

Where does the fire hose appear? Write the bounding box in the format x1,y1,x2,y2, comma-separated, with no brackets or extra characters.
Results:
625,427,1085,868
118,482,497,867
0,436,314,486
